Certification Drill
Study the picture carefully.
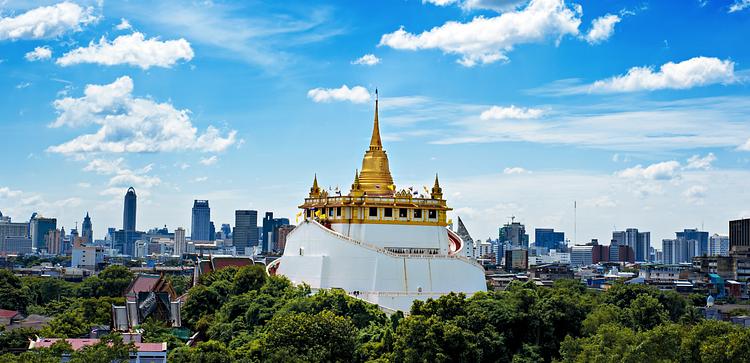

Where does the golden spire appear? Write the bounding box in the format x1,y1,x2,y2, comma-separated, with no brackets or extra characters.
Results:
309,174,321,198
350,169,364,197
431,173,443,200
358,89,395,195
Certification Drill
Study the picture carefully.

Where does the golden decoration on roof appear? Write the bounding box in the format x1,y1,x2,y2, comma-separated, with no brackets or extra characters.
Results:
355,90,395,196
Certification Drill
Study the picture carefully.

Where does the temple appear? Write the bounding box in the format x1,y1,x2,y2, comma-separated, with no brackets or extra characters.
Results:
269,92,486,312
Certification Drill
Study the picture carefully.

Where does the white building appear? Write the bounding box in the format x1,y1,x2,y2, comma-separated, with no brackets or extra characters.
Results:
271,97,486,312
529,250,571,266
71,245,104,269
174,227,186,257
570,245,593,267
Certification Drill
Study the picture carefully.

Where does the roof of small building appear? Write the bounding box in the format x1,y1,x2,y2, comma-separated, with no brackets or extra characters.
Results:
0,309,21,319
29,338,167,352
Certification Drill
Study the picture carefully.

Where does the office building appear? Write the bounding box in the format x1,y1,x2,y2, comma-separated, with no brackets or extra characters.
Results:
275,225,295,253
81,212,93,244
174,227,186,257
0,237,32,254
209,221,216,241
534,228,565,252
504,249,529,271
262,212,290,253
124,188,137,232
612,228,650,262
0,213,28,242
30,215,56,251
191,200,211,242
234,210,259,255
570,245,593,267
221,224,231,239
730,218,750,251
676,228,709,256
45,229,63,255
709,234,730,256
499,221,529,250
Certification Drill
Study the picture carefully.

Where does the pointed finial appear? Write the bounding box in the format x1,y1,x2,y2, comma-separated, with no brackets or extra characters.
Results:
369,90,382,150
434,173,440,188
431,173,443,199
309,174,321,198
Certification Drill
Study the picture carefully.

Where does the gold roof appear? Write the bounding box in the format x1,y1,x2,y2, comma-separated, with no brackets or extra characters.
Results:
356,91,395,196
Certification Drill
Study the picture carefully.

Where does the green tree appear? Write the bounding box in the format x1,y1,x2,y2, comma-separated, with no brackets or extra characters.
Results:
257,311,358,362
0,269,31,313
625,294,668,331
232,265,267,295
40,310,90,338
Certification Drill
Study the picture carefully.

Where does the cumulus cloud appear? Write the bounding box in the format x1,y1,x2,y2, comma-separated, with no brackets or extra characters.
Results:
199,155,218,165
83,158,161,189
0,187,22,198
685,153,716,170
47,76,237,154
57,32,194,69
729,0,750,12
0,2,97,41
307,85,371,103
617,161,681,180
379,0,582,66
115,18,132,30
351,54,381,66
739,139,750,151
583,14,620,44
423,0,527,12
84,158,125,175
480,105,544,120
503,167,530,174
683,185,707,204
24,46,52,61
589,57,736,93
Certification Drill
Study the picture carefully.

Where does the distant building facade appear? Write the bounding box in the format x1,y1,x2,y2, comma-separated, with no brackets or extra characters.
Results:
499,221,529,250
174,227,186,257
534,228,565,252
191,200,211,242
262,212,290,254
709,234,730,257
30,215,56,252
612,228,650,262
730,218,750,251
81,212,93,244
234,210,259,255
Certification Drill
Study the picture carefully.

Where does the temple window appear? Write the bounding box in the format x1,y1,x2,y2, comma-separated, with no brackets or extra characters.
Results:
336,207,342,217
399,208,408,218
428,209,437,219
306,209,311,217
414,209,422,219
369,207,378,217
384,208,393,218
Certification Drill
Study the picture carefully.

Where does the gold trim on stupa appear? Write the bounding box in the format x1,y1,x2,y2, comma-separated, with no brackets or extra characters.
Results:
356,90,395,196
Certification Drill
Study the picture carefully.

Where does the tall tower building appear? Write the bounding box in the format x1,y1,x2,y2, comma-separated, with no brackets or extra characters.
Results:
81,212,93,244
30,215,57,251
234,210,259,255
191,200,211,242
174,227,186,257
123,188,137,232
729,218,750,252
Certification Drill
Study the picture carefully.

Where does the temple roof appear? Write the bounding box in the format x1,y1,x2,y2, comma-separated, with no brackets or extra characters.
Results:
355,90,395,196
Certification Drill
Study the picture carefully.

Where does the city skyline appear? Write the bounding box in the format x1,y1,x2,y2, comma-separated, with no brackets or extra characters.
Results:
1,0,750,248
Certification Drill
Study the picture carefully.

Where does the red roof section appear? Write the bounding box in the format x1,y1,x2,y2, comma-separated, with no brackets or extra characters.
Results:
30,338,166,352
0,309,20,319
211,256,253,270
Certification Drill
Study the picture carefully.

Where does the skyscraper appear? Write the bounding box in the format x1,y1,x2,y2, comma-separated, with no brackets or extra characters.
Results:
174,227,186,257
534,228,565,252
708,234,729,256
262,212,290,253
123,187,137,232
729,218,750,251
234,210,259,255
191,200,211,241
81,212,93,244
221,224,231,239
30,215,56,251
209,221,216,241
499,221,529,250
676,228,709,256
612,228,650,262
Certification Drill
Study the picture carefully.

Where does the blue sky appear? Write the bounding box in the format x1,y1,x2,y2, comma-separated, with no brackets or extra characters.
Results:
1,0,749,248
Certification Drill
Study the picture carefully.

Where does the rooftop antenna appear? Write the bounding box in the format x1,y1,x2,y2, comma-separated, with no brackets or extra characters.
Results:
507,215,516,224
574,201,577,245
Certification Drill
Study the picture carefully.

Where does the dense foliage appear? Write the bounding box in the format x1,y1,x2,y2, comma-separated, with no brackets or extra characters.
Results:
2,262,749,362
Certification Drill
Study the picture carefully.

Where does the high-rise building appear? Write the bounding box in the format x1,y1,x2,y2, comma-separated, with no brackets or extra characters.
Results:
81,212,93,244
234,210,259,255
676,229,709,256
30,215,57,251
730,218,750,251
221,224,231,239
534,228,565,252
663,235,701,264
613,228,650,262
0,212,28,243
174,227,186,257
191,200,211,241
262,212,290,253
709,234,730,256
45,229,63,255
275,225,295,253
499,221,529,250
123,188,137,232
209,221,216,241
570,245,593,266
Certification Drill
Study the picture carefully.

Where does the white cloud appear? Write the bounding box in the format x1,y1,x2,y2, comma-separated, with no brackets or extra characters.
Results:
24,46,52,61
480,105,544,120
503,167,530,174
379,0,582,66
583,14,620,44
617,161,681,181
200,155,218,165
307,85,371,104
589,57,736,93
423,0,527,12
47,76,237,154
57,32,194,69
0,187,22,198
115,18,132,30
84,158,125,175
193,176,208,183
729,0,750,12
683,185,707,202
15,82,31,89
685,153,716,170
176,162,190,170
0,2,97,41
351,54,381,66
739,139,750,151
76,182,91,188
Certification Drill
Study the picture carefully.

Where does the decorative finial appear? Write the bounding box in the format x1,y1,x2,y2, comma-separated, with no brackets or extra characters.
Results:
431,173,443,199
309,174,321,198
369,90,382,151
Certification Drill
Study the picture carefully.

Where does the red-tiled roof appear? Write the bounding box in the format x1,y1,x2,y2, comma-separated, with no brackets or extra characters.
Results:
212,256,253,270
0,309,20,319
30,338,167,352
